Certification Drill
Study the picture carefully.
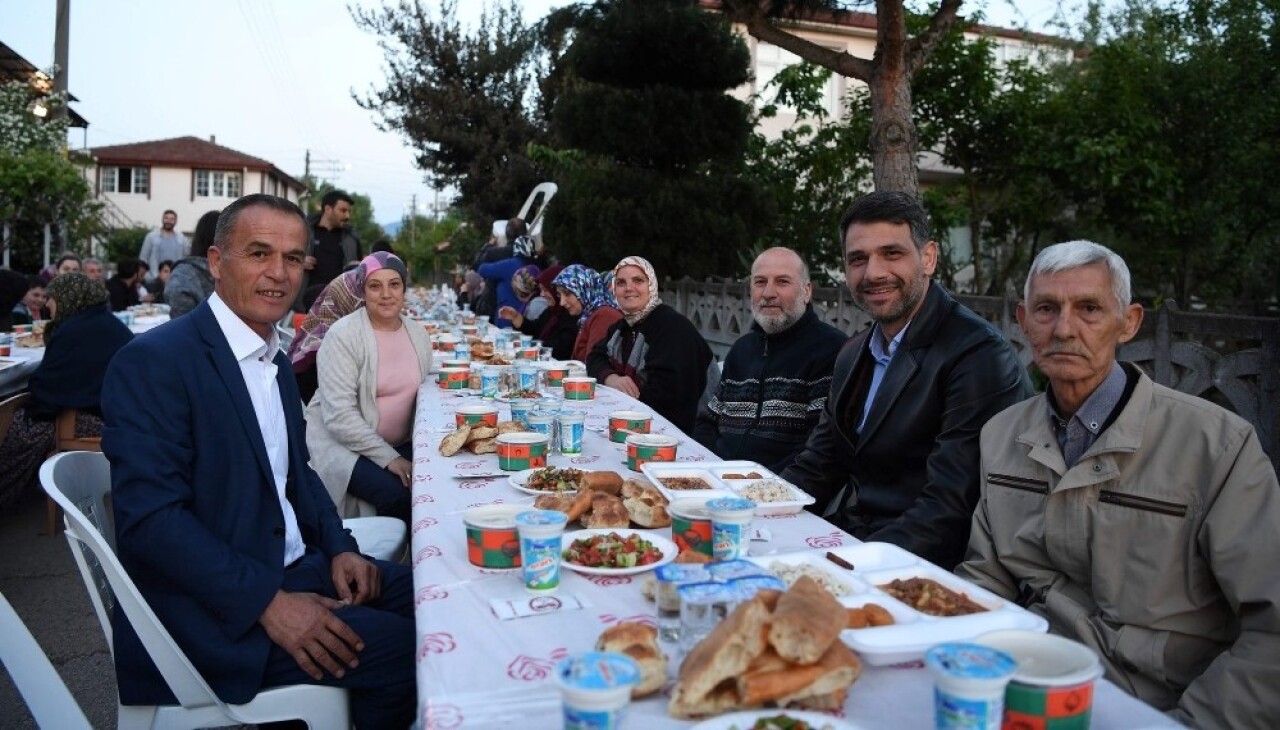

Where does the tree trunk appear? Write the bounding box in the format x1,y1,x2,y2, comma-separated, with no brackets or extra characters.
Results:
868,65,919,197
967,179,982,294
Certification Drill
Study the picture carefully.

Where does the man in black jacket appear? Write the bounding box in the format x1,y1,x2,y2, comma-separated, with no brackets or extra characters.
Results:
781,192,1032,569
694,247,847,473
300,190,361,310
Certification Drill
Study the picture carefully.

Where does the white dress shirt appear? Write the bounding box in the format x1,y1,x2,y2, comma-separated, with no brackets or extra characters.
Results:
208,293,305,565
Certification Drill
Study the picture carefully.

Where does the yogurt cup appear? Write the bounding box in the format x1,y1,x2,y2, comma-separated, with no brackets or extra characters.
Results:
669,499,714,557
526,412,556,446
563,376,596,400
441,358,470,371
608,410,652,443
480,367,501,398
558,410,586,454
925,643,1019,730
438,367,469,390
541,363,571,388
624,434,678,471
556,651,641,729
497,432,550,471
455,405,499,427
463,504,524,568
433,334,459,352
514,509,568,593
515,365,540,392
508,398,537,428
976,630,1102,730
707,497,757,560
517,345,540,361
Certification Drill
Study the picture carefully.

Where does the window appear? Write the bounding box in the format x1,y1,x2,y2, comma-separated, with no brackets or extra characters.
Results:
755,43,841,119
195,169,243,198
101,165,149,194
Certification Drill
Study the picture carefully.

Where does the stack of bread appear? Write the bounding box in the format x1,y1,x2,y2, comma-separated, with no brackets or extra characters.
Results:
534,476,671,529
669,576,861,718
438,420,526,456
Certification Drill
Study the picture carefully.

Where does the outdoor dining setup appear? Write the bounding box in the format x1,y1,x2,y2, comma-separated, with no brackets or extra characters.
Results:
403,288,1179,730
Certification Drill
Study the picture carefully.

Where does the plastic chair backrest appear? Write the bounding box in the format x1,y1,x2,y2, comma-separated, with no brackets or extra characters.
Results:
40,452,226,709
0,591,93,729
516,181,558,243
0,391,30,443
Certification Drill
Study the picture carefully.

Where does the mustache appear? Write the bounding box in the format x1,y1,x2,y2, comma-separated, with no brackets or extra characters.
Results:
1043,343,1087,357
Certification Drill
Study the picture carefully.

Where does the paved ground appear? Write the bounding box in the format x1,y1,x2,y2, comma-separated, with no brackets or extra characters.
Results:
0,491,119,728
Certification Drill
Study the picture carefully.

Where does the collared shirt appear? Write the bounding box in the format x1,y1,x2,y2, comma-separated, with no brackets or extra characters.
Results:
858,321,910,433
208,292,305,566
1047,361,1128,468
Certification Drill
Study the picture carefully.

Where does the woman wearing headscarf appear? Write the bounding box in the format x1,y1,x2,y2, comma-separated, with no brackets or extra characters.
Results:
166,209,220,318
305,253,433,522
287,266,363,404
587,256,712,434
554,264,623,362
499,264,578,360
477,235,536,328
0,274,133,508
511,264,545,321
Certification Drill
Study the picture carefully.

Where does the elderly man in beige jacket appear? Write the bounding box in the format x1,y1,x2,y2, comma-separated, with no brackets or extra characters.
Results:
957,240,1280,730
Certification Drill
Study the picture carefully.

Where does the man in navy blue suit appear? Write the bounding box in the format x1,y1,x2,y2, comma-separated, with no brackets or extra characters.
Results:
102,194,415,728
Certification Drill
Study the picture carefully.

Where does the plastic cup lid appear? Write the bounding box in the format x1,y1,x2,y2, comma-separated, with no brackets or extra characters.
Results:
515,510,568,528
926,643,1018,681
975,630,1102,686
705,559,767,581
655,564,711,583
557,652,641,692
707,497,757,513
677,581,736,603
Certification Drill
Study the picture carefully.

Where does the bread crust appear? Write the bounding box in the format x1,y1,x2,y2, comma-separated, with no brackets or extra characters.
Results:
595,622,667,699
583,471,624,495
768,575,848,664
669,594,772,718
583,493,630,529
439,425,471,456
467,437,497,454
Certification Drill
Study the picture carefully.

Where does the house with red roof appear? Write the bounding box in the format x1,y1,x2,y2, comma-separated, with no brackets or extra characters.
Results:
84,135,306,234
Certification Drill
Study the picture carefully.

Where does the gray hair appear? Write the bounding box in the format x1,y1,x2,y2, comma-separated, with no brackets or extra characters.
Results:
1025,240,1132,308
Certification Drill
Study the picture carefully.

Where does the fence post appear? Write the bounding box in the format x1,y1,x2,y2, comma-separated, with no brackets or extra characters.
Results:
1153,301,1175,386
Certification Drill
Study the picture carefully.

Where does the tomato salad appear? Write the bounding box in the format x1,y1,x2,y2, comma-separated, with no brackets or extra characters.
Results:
562,532,664,569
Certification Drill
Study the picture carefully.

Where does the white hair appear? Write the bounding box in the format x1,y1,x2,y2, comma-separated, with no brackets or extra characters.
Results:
1025,240,1132,309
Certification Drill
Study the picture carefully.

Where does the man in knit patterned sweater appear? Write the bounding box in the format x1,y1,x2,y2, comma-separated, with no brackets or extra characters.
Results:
694,248,847,473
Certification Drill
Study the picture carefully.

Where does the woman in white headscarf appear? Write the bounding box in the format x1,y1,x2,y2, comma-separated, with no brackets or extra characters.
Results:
586,255,712,433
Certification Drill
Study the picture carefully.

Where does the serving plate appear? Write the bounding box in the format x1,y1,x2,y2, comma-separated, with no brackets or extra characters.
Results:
559,529,677,576
640,463,732,502
507,467,580,496
691,709,866,730
646,461,815,515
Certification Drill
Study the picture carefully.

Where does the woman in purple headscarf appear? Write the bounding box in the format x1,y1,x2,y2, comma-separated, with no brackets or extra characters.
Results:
304,252,433,522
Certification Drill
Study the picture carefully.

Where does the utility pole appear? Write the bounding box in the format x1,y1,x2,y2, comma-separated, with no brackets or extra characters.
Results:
410,194,417,249
53,0,70,124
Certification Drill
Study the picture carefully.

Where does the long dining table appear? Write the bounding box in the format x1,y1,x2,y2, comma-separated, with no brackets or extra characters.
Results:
0,313,170,397
409,379,1181,729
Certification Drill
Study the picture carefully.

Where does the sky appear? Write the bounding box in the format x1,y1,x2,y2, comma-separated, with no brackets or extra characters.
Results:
5,0,1074,226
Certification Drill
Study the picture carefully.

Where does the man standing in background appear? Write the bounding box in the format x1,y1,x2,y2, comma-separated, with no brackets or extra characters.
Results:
139,210,188,279
301,190,361,310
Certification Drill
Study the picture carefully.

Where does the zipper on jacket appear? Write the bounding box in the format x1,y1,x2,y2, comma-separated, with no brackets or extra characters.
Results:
987,473,1049,495
1098,490,1188,517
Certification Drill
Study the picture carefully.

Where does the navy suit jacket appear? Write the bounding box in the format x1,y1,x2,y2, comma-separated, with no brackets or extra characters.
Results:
101,300,358,705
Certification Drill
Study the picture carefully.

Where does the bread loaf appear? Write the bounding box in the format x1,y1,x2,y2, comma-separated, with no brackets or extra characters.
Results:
438,425,471,456
466,425,498,442
496,420,524,435
583,493,630,529
668,593,772,718
467,437,497,454
533,493,576,513
595,622,667,699
767,575,848,664
624,495,671,528
768,639,861,708
583,471,624,495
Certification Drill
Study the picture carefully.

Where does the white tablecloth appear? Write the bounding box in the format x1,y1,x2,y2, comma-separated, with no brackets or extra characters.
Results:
410,383,1179,729
0,315,169,397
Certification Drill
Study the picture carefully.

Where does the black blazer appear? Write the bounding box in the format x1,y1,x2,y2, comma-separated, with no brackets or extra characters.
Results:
781,282,1033,569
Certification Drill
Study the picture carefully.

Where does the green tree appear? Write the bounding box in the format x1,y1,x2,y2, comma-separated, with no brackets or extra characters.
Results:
394,210,481,283
301,178,386,253
1045,0,1280,310
353,0,551,228
98,225,149,263
539,0,772,279
0,77,102,272
721,0,964,197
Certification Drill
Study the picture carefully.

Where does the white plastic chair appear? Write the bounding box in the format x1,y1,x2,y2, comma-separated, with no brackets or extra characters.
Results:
40,451,351,729
0,591,93,729
343,515,407,563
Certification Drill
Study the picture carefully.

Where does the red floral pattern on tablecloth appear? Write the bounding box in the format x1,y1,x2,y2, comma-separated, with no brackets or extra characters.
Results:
761,512,799,520
889,659,926,670
805,532,845,548
414,545,444,565
681,454,707,462
412,516,439,533
599,613,657,628
457,478,494,489
584,574,633,587
456,461,487,470
414,473,435,482
418,632,457,657
506,654,555,681
413,493,436,504
569,455,600,465
424,703,463,729
415,584,449,603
